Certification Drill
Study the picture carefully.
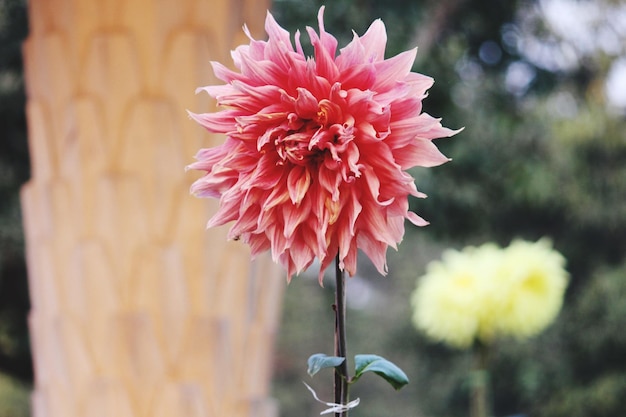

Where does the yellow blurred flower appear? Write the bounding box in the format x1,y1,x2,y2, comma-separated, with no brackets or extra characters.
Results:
496,239,569,339
411,239,568,349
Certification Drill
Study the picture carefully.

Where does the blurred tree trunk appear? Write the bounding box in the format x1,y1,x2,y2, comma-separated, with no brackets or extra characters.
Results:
20,0,284,416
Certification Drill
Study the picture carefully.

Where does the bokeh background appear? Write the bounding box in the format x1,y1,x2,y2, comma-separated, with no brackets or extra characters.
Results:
1,0,626,416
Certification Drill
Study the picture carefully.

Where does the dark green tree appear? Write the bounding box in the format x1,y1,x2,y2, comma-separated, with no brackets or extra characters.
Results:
0,0,31,385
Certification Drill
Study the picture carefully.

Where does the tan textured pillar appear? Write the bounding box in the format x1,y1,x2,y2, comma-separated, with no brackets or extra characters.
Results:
20,1,284,416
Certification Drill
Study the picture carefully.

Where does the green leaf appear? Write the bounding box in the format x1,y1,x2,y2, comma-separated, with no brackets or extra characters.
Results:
353,354,409,390
307,354,345,377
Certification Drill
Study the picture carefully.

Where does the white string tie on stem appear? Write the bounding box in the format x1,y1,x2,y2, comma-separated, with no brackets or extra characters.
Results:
303,382,361,415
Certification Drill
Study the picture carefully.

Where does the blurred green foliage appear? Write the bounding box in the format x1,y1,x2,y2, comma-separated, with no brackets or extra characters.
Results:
0,0,31,386
0,0,31,412
0,372,29,417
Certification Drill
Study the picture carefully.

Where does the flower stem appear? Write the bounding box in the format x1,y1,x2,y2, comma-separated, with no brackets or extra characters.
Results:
470,341,490,417
334,253,349,416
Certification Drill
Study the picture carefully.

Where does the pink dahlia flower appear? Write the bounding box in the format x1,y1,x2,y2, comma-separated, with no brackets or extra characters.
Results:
188,7,460,283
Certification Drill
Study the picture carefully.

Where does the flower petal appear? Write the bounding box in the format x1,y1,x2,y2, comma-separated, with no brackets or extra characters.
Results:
372,48,418,91
287,165,311,204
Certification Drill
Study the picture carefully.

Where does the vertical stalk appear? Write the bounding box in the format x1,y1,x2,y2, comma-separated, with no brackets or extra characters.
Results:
334,253,349,416
470,341,490,417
